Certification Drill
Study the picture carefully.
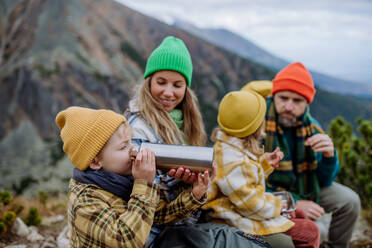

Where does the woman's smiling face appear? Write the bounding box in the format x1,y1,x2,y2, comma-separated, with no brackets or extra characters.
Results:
150,70,187,112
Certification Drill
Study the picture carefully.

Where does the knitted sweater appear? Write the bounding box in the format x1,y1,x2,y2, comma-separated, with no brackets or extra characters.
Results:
68,178,204,248
203,130,294,235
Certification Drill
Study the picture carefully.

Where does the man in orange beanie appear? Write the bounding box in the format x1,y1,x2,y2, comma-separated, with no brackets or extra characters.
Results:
259,62,360,248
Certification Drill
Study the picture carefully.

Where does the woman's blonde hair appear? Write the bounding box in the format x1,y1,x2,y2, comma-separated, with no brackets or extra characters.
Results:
136,78,206,146
211,123,265,156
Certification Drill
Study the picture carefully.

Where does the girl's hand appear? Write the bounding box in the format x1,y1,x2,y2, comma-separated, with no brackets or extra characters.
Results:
263,147,284,168
132,148,156,183
168,167,196,183
192,161,217,200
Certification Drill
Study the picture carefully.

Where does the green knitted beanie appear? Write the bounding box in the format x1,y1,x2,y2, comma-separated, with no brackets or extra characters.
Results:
144,36,193,87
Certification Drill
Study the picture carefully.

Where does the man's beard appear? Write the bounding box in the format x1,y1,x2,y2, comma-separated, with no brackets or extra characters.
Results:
277,113,297,128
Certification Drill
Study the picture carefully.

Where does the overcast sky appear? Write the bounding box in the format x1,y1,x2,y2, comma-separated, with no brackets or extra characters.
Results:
116,0,372,85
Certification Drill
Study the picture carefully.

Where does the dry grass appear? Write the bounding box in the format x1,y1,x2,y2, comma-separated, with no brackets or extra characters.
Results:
0,192,68,246
8,193,68,219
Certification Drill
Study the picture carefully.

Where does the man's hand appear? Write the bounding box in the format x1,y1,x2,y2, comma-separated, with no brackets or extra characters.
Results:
296,200,325,221
264,147,284,168
305,133,334,157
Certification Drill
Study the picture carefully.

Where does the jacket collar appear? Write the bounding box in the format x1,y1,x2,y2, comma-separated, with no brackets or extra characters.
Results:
129,98,140,112
215,130,258,161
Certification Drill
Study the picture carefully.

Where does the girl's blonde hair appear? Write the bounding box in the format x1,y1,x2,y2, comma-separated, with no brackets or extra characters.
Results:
137,78,206,146
242,123,264,156
211,123,265,156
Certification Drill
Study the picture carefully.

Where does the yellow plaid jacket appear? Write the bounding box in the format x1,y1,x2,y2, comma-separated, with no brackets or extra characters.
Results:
203,130,294,235
68,178,205,247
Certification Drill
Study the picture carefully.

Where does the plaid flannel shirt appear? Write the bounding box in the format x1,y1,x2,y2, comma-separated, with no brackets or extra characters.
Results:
68,178,205,248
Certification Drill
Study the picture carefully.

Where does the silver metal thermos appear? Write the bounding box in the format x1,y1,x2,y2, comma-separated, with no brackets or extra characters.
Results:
132,143,214,172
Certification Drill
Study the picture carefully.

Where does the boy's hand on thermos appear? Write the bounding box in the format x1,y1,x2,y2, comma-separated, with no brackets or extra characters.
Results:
192,161,217,200
132,148,156,183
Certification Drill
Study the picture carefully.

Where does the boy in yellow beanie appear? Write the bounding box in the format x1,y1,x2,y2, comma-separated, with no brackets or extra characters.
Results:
56,106,210,248
203,91,320,248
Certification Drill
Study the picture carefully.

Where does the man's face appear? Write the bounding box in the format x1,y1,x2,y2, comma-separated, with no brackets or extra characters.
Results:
273,91,308,127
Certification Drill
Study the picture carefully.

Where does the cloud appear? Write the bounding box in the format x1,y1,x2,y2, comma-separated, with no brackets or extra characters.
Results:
116,0,372,83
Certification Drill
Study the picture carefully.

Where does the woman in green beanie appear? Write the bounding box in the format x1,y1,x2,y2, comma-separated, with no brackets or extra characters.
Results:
125,36,266,248
125,35,209,246
128,36,206,147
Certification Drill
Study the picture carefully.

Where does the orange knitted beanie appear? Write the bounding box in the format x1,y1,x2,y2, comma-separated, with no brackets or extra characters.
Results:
272,62,316,103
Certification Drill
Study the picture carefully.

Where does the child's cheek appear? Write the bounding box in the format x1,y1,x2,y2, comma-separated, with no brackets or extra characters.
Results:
130,149,137,164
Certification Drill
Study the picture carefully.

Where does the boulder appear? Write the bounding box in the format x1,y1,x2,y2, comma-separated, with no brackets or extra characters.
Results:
57,225,69,248
11,217,30,237
27,226,44,242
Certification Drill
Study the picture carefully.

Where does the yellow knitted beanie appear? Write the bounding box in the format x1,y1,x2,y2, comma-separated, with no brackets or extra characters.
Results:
55,106,126,170
218,90,266,138
241,80,273,98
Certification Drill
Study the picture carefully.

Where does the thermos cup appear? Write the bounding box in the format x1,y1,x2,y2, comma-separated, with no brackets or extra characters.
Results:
132,143,214,172
273,191,296,218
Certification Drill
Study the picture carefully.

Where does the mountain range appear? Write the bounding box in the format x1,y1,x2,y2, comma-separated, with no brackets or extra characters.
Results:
174,19,372,97
0,0,371,195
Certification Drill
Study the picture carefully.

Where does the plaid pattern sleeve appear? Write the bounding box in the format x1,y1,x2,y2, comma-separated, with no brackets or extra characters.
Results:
259,156,275,178
68,179,159,248
214,145,282,220
153,188,206,225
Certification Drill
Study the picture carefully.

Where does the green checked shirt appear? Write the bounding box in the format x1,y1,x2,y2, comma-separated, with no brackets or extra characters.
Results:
67,178,206,248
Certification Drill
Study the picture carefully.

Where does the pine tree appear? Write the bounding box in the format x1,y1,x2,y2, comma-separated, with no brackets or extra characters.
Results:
329,117,372,209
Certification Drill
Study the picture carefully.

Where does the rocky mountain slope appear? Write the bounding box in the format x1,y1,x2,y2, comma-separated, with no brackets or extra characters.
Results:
0,0,274,194
1,0,372,195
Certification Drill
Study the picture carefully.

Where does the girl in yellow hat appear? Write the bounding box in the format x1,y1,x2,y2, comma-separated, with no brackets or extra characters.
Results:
203,90,320,248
